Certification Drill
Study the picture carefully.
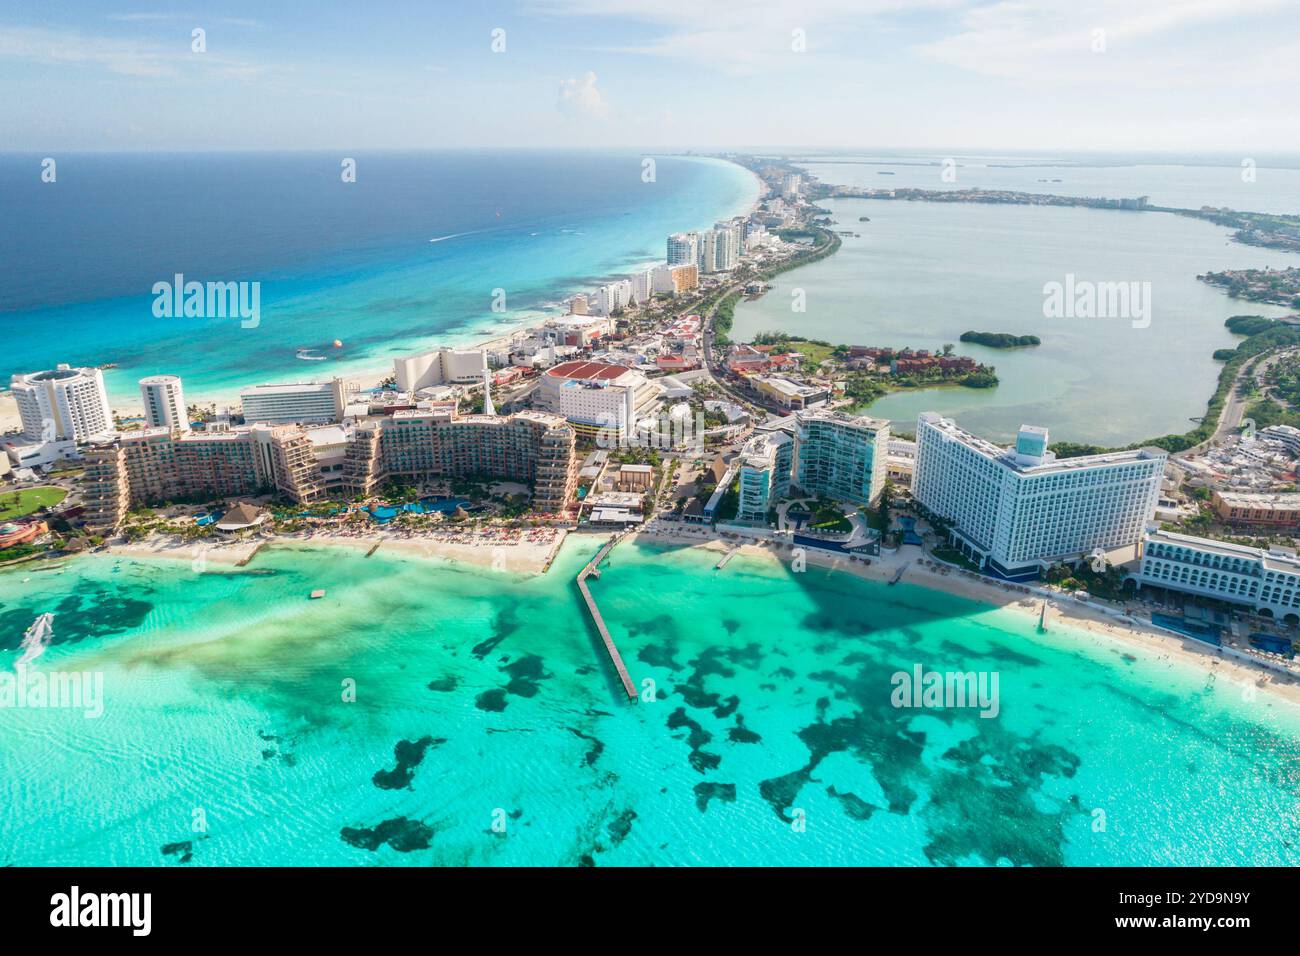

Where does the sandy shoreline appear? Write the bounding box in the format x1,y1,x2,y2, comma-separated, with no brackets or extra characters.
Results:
103,526,569,575
57,516,1300,707
629,526,1300,708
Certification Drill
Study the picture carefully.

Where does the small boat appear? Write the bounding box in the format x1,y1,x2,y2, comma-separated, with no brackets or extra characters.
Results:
296,349,327,362
309,589,326,599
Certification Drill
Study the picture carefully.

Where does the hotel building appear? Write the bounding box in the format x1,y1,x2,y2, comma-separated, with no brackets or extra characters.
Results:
10,364,114,443
736,432,793,522
534,360,656,445
794,410,890,506
595,279,634,316
736,410,888,521
1137,528,1300,624
139,375,189,433
84,407,577,532
343,407,576,513
393,348,488,393
666,232,699,266
913,412,1166,579
651,263,699,296
1210,490,1300,530
83,424,321,533
240,379,348,425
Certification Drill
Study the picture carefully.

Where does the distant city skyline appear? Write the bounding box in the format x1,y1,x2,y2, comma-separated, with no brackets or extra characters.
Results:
3,0,1299,153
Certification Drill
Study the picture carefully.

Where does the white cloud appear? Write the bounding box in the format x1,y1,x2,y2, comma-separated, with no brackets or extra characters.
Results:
557,71,608,118
0,24,277,81
529,0,959,74
917,0,1300,86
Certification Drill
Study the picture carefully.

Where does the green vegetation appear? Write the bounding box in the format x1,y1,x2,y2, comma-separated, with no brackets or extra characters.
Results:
751,332,837,368
773,228,821,242
1044,562,1131,601
1224,314,1277,336
809,498,852,533
711,291,742,347
931,546,980,572
959,331,1041,349
713,477,740,523
0,487,68,521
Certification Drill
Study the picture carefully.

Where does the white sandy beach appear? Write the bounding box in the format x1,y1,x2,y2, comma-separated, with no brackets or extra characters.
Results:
105,526,569,575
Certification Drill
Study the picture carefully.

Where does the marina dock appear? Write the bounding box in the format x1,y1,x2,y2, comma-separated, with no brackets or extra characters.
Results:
576,533,638,702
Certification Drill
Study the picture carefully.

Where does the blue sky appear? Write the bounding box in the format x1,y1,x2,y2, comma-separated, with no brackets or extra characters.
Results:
3,1,1299,152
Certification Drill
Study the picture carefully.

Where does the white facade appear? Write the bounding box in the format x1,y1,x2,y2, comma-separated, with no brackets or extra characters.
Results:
10,364,114,443
240,379,347,425
595,279,634,315
534,360,654,443
1138,528,1300,622
393,347,488,392
629,269,655,304
712,219,743,271
139,374,189,433
913,412,1166,578
1261,424,1300,459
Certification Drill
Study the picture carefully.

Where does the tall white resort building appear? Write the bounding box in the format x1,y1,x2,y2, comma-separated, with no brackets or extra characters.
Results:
394,347,488,393
534,360,655,445
10,364,114,443
913,412,1166,579
240,379,348,425
595,279,633,315
139,375,189,433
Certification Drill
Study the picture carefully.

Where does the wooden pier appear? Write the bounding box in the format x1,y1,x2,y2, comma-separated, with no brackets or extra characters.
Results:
576,534,638,702
715,545,742,570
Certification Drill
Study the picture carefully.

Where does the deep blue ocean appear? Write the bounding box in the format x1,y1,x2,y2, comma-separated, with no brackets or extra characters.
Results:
0,151,758,401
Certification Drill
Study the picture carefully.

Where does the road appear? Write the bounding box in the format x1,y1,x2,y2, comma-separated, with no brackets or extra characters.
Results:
699,231,840,417
1176,347,1296,458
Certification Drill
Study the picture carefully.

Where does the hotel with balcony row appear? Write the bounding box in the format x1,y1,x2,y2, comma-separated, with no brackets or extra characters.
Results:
912,412,1167,580
83,404,577,533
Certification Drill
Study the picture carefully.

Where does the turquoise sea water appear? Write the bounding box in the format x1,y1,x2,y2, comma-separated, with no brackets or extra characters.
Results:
2,539,1298,866
0,152,758,403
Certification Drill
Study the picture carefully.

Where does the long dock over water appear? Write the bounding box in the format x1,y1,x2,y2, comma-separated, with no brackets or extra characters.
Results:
576,533,638,702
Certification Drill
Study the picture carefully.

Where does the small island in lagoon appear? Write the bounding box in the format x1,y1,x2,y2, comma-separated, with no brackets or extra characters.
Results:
959,331,1042,349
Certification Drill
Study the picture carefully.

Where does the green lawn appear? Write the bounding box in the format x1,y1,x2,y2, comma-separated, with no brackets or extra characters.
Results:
0,487,67,521
931,546,982,573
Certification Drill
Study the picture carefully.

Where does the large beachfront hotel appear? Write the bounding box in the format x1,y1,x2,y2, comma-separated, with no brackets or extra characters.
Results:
83,400,577,533
1137,528,1300,624
913,412,1166,580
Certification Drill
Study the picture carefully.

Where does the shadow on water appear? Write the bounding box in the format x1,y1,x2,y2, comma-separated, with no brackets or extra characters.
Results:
605,537,1090,866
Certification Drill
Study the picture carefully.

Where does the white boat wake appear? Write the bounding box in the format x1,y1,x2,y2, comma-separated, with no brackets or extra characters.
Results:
16,613,55,669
